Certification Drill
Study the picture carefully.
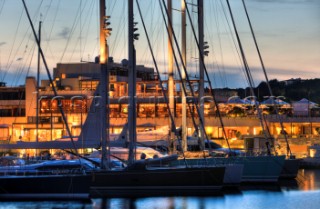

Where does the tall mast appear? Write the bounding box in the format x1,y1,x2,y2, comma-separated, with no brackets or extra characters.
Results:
128,0,136,165
167,0,175,152
36,20,41,144
198,0,205,149
99,0,110,170
181,0,187,151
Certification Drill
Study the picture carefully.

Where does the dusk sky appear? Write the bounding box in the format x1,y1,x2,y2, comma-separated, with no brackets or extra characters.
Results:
0,0,319,88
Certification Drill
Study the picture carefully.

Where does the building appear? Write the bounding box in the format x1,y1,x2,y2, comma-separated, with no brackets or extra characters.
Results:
0,61,319,158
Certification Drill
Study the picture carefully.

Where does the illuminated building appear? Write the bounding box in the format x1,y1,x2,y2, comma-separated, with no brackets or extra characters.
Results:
0,60,319,158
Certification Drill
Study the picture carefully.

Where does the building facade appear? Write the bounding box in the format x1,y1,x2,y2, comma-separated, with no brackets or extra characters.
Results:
0,61,319,158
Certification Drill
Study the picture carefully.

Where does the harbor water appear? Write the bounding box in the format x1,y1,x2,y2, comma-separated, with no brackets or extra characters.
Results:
0,169,319,209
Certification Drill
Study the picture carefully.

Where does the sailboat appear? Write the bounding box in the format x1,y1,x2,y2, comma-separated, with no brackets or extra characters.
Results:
168,0,287,183
88,0,226,198
0,0,226,199
238,0,300,179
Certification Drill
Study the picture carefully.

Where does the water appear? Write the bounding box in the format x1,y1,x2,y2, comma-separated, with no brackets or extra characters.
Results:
0,169,320,209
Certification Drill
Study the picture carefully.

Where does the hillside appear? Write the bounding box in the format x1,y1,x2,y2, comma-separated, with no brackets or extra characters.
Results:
234,78,320,104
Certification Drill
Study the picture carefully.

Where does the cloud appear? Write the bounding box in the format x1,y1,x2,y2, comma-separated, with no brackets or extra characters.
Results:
56,27,71,40
0,42,6,47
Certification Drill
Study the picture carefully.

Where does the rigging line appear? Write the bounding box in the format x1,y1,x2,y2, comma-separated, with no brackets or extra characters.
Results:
2,6,24,81
139,0,155,65
149,11,165,66
160,0,212,155
136,0,181,153
205,1,223,87
108,0,117,16
22,43,36,86
41,0,53,22
90,0,99,60
13,47,27,85
80,0,82,60
69,0,93,62
45,0,60,52
213,0,227,87
12,45,35,126
3,0,44,82
77,0,95,60
80,0,95,60
35,0,52,62
158,1,190,163
110,2,127,58
59,1,83,63
12,43,35,86
241,0,292,156
183,0,232,152
225,0,271,147
189,1,197,75
218,0,249,87
207,0,235,88
22,0,79,156
161,1,203,130
141,2,162,66
68,0,91,62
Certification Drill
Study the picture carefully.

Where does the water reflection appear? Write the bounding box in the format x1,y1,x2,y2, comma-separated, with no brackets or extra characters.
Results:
0,201,91,209
297,169,320,191
91,169,320,209
92,197,218,209
92,191,320,209
0,170,320,209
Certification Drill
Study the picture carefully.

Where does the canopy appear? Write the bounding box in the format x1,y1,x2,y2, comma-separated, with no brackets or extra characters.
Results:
243,98,259,106
227,97,245,105
292,98,318,116
261,98,290,107
293,98,318,108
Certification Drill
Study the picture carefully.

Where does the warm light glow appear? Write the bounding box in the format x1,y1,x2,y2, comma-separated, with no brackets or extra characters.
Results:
206,127,213,135
114,128,121,134
187,128,192,136
309,149,315,158
204,103,210,109
100,47,106,63
276,127,284,135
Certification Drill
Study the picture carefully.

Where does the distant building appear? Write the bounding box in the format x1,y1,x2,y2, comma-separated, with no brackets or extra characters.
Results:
283,78,304,86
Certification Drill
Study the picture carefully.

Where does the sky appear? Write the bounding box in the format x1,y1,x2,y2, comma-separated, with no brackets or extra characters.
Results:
0,0,319,88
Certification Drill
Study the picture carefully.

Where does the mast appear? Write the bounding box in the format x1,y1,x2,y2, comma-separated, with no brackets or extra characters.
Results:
99,0,110,170
198,0,205,149
241,0,292,157
36,19,42,144
181,0,187,152
167,0,175,153
128,0,136,165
